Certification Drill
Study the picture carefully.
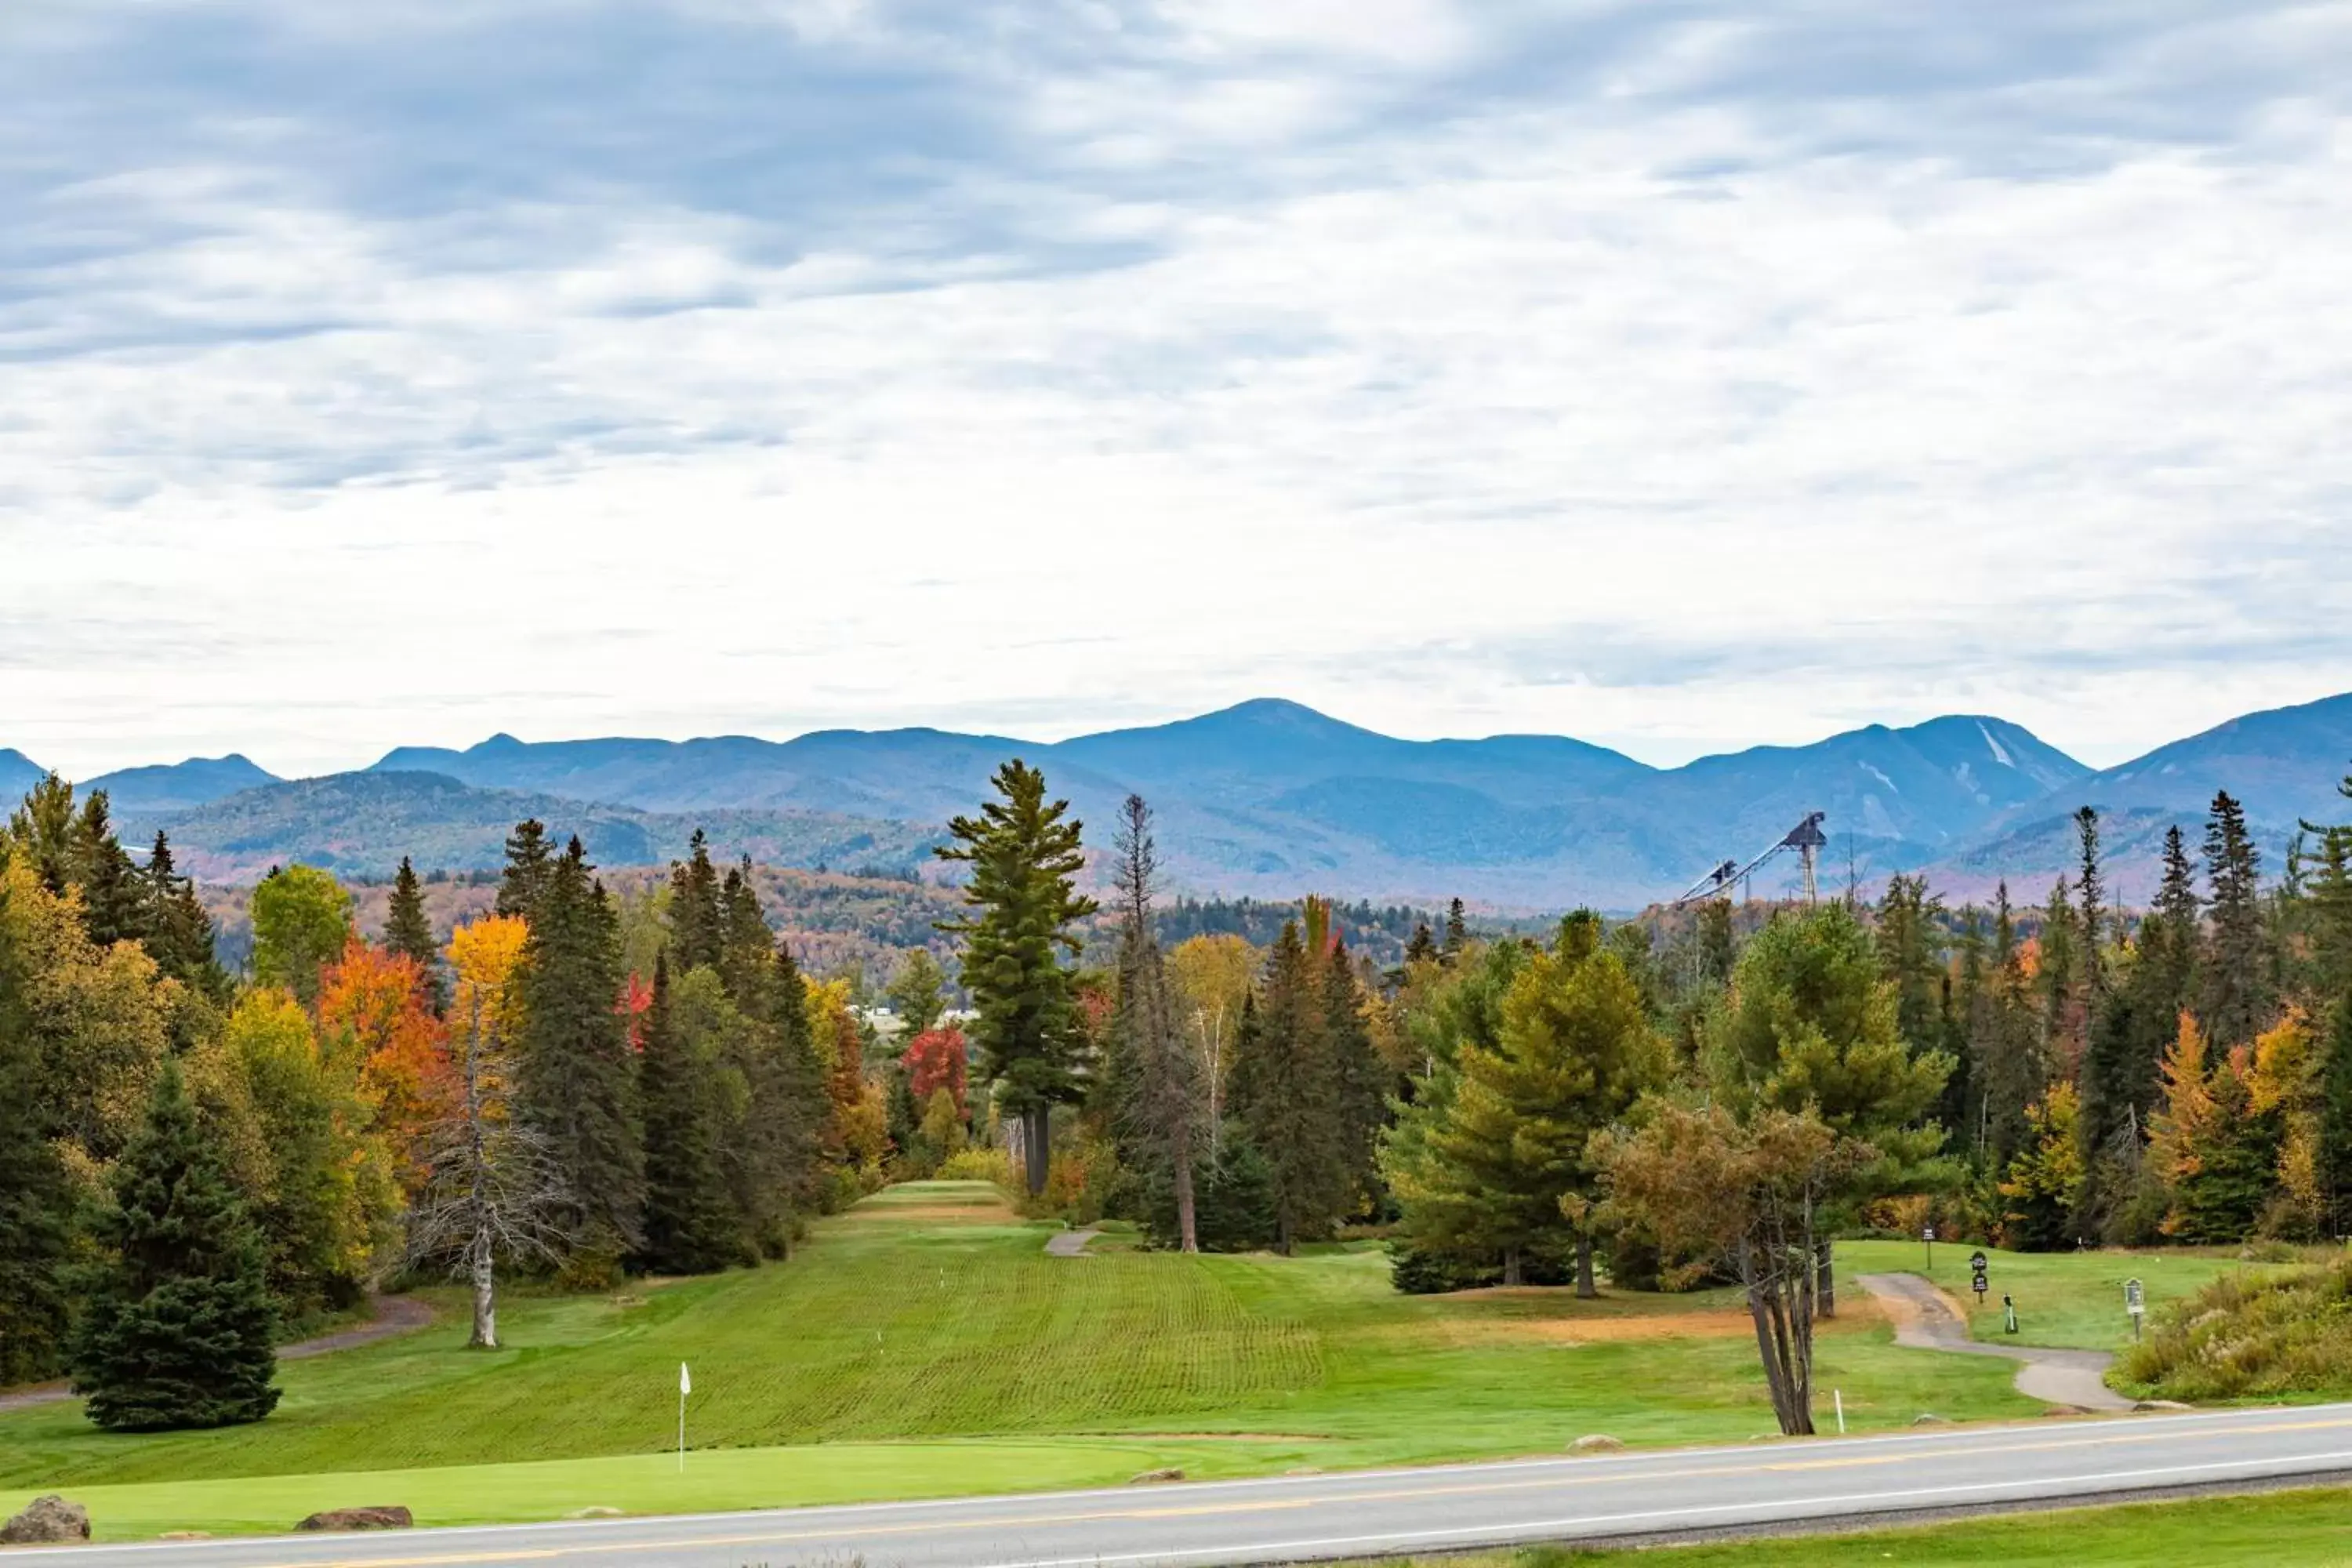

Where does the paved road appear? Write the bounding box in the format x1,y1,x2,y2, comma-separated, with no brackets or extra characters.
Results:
1856,1272,2133,1410
14,1405,2352,1567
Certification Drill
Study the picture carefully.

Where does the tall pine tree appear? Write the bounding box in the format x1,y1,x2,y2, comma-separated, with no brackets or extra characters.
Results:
635,956,742,1273
2202,791,2270,1047
936,761,1097,1195
496,818,554,922
668,831,724,973
517,837,643,1258
384,856,446,1014
68,1062,280,1431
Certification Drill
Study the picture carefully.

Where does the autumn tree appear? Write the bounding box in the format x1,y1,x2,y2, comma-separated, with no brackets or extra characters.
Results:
1596,1099,1870,1436
0,867,71,1383
317,938,452,1191
250,864,354,1007
1169,933,1255,1152
903,1025,970,1116
1998,1080,2083,1250
936,760,1097,1195
407,914,564,1348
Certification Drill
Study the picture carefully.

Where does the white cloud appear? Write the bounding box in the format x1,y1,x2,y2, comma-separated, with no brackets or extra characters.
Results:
2,1,2350,779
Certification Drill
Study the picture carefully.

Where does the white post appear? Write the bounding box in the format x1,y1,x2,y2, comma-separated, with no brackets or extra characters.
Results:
1834,1389,1846,1434
678,1362,691,1472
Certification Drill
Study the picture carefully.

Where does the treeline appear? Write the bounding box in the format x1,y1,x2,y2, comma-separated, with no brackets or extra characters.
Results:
0,777,906,1428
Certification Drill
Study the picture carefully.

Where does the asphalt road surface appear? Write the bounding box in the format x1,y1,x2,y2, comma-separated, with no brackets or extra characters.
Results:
16,1406,2352,1568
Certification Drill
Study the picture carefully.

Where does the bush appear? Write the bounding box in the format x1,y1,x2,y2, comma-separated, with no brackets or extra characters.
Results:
2118,1255,2352,1401
937,1147,1018,1187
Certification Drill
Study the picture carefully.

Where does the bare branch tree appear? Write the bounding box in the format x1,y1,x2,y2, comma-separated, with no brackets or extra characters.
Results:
403,993,570,1348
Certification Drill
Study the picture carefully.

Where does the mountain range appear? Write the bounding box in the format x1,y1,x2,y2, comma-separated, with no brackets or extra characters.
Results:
9,693,2350,909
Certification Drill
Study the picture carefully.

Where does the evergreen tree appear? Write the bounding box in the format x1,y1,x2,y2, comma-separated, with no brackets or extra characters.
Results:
1875,874,1943,1056
935,760,1097,1196
668,831,724,972
2202,791,2270,1047
68,1062,280,1431
0,877,71,1384
635,956,742,1273
384,856,446,1014
1969,884,2044,1164
1697,898,1737,986
1403,922,1439,967
72,790,147,949
715,856,771,1011
517,837,644,1256
1108,796,1203,1251
1442,898,1469,960
5,773,77,894
1385,914,1664,1292
495,818,554,922
761,935,830,1227
887,947,949,1039
2320,997,2352,1232
1232,923,1350,1253
2154,824,2203,1011
139,832,226,998
2037,876,2082,1075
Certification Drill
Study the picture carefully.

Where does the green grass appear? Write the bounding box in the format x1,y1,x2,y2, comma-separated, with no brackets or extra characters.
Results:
1838,1239,2277,1352
0,1185,2223,1540
1354,1484,2352,1566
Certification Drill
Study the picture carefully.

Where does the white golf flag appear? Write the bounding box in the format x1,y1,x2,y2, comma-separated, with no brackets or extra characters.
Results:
680,1362,691,1396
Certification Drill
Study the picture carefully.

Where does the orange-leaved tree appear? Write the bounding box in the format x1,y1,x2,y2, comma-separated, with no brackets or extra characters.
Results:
902,1025,969,1118
317,938,452,1192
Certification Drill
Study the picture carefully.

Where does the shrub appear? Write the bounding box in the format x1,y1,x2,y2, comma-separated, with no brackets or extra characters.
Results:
937,1147,1018,1188
2118,1255,2352,1401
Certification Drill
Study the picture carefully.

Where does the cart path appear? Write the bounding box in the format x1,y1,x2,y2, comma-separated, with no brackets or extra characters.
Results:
1045,1227,1101,1257
0,1294,437,1413
1856,1272,2136,1411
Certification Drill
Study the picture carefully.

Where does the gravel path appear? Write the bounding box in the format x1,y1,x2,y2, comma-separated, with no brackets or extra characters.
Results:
1857,1272,2135,1411
0,1294,437,1413
1045,1227,1100,1257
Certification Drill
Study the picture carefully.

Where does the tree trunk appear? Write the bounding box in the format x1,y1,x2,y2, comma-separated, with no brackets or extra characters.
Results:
1023,1106,1051,1196
1575,1232,1598,1299
1501,1247,1523,1287
1815,1239,1836,1319
469,1230,497,1349
1171,1120,1200,1255
1276,1203,1294,1258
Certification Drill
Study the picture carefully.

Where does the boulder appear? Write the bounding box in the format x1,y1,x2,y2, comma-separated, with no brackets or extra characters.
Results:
1568,1435,1625,1456
2041,1404,2091,1417
1129,1468,1186,1485
1,1496,91,1544
2135,1399,2194,1413
1911,1414,1951,1425
565,1507,625,1519
158,1532,213,1541
295,1506,413,1532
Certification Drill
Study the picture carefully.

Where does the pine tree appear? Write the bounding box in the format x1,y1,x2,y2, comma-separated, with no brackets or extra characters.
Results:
1969,883,2045,1164
763,935,830,1226
384,856,446,1014
935,760,1097,1196
138,832,226,998
1442,898,1469,961
2320,998,2352,1232
668,831,724,973
715,856,772,1011
517,837,643,1257
2202,791,2270,1047
5,773,77,894
635,956,743,1274
1108,796,1203,1251
495,818,554,922
0,878,71,1384
1231,923,1351,1253
68,1062,280,1430
72,790,147,949
1403,922,1439,967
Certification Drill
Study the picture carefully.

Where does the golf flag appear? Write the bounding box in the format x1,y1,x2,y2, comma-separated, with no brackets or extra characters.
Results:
680,1362,691,1395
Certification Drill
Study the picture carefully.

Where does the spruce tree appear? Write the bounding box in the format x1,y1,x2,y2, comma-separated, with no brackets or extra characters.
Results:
384,856,446,1014
1108,795,1203,1251
2321,998,2352,1232
1442,898,1469,960
6,773,77,894
139,832,226,998
496,818,554,921
73,790,148,949
668,831,724,973
517,837,644,1257
935,760,1097,1195
715,856,771,1011
1232,923,1348,1253
1403,922,1439,967
0,880,71,1384
2202,791,2270,1047
68,1062,279,1430
764,934,830,1225
636,956,742,1273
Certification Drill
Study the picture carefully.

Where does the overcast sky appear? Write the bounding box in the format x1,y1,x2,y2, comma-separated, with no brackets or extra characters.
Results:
5,1,2350,781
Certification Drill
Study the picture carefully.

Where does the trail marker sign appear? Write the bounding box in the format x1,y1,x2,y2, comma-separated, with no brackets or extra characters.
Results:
2125,1278,2146,1341
1970,1250,1989,1304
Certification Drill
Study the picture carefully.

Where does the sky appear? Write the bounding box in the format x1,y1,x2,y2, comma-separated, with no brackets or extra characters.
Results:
5,0,2351,782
